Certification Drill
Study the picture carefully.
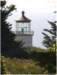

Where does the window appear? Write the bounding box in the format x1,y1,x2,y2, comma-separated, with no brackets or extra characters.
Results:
16,23,31,32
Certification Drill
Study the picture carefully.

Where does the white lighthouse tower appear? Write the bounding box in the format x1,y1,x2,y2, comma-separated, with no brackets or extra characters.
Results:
15,11,34,47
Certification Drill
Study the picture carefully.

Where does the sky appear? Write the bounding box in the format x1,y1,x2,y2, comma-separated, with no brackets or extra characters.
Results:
6,0,57,48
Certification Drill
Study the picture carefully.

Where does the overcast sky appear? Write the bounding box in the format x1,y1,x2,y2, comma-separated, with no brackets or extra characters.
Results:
6,0,57,48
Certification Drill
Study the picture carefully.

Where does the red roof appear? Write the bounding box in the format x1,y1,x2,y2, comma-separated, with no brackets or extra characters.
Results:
16,11,31,22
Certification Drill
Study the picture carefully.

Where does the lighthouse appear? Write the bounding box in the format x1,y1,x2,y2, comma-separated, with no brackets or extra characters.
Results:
15,11,34,47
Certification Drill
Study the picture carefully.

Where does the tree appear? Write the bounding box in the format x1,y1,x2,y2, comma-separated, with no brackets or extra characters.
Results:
42,21,57,52
1,0,27,57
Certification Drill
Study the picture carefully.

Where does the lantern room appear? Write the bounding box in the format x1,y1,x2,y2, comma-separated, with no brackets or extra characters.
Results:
16,11,31,32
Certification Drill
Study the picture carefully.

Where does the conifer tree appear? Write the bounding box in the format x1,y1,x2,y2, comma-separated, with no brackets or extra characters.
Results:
1,0,26,57
42,21,57,52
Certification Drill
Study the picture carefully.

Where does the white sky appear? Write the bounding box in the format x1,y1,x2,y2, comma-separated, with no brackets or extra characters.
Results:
6,0,57,48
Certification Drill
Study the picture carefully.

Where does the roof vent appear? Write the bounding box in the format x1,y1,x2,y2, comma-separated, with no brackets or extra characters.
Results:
22,11,25,16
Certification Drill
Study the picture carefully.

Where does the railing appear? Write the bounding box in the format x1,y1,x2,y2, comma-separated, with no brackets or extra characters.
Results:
16,31,34,35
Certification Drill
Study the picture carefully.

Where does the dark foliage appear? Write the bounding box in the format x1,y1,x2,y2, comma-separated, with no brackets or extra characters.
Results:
42,21,57,50
24,48,56,74
1,61,5,74
1,0,28,58
30,51,56,74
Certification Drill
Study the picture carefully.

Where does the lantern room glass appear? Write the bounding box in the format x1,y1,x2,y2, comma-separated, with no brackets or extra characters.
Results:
16,22,31,32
